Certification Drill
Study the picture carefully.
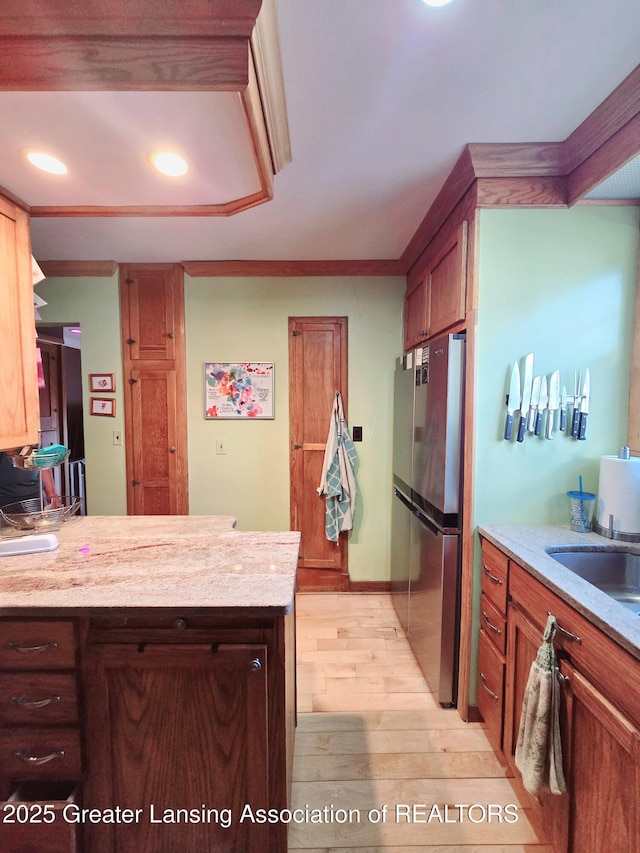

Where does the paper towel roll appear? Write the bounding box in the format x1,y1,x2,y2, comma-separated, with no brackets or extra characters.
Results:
596,455,640,536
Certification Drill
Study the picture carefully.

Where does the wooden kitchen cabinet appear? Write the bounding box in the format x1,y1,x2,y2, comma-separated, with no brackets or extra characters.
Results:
0,195,40,450
481,537,640,853
83,640,271,853
404,220,467,351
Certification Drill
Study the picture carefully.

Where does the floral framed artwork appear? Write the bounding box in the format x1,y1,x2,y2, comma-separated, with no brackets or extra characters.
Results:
89,373,116,392
90,397,116,417
204,362,274,419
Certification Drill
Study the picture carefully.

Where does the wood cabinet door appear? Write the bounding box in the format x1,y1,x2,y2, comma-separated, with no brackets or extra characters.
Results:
127,366,183,514
504,604,569,853
289,317,348,589
120,264,188,515
0,197,39,450
427,220,467,338
83,643,270,853
403,278,428,351
562,659,640,853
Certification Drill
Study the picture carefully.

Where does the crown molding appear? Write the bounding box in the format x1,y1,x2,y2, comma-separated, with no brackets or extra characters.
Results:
38,261,119,278
181,259,405,277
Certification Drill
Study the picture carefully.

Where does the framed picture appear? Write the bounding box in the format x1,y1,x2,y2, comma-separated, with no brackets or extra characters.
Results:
89,373,116,392
204,362,274,419
90,397,116,417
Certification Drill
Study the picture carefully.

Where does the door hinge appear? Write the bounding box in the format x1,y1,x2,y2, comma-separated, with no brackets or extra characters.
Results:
126,338,136,345
132,480,140,487
129,377,138,384
292,330,301,336
125,278,134,285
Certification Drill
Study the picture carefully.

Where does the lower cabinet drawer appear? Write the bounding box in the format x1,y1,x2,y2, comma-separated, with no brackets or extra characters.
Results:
479,593,507,655
0,674,78,725
0,782,79,853
0,729,81,782
477,629,505,753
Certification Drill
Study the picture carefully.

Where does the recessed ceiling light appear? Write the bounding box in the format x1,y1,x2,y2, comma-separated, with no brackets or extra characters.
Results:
26,151,68,175
151,151,188,177
422,0,454,6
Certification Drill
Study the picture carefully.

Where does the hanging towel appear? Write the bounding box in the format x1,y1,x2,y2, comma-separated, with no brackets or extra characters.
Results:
317,392,357,543
515,614,567,796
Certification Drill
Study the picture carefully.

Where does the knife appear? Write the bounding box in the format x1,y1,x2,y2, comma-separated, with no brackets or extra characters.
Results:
528,376,541,433
546,370,560,439
578,369,590,440
504,360,520,441
571,371,581,437
517,353,534,442
535,375,548,437
559,385,568,432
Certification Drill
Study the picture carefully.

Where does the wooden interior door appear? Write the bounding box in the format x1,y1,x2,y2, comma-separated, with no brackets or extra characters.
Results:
37,339,64,494
120,264,188,515
289,317,348,591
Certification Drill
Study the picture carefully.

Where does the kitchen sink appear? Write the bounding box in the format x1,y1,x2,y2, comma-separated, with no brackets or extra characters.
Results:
546,548,640,615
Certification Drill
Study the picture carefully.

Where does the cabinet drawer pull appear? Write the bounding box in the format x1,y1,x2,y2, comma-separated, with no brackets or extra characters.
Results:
13,750,65,766
479,672,499,700
5,641,58,654
482,565,503,585
547,611,581,644
11,695,62,709
481,611,502,635
249,658,262,672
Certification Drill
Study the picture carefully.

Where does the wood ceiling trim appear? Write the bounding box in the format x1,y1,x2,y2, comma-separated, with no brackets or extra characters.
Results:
467,142,566,177
38,260,119,278
251,0,292,173
0,36,250,92
0,1,263,37
29,191,271,219
475,175,568,207
240,52,274,202
181,260,405,277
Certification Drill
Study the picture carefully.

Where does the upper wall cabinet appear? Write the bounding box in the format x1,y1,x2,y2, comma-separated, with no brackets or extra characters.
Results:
0,196,39,451
404,221,468,351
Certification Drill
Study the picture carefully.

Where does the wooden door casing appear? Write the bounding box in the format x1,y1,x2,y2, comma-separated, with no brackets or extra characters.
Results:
289,317,348,590
120,264,188,515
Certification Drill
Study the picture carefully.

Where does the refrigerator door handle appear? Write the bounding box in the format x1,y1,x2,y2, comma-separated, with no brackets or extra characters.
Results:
412,507,439,536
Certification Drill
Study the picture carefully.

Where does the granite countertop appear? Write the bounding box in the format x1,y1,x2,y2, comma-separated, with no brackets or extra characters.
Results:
0,516,300,614
479,524,640,661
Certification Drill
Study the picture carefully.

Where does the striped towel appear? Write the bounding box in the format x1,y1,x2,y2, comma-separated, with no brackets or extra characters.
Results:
317,392,357,543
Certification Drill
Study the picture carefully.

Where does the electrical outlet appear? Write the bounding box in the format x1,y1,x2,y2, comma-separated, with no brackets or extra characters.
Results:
216,439,226,455
113,430,122,446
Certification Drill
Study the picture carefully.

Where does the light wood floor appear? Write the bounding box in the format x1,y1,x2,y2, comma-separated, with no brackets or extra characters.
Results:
289,592,552,853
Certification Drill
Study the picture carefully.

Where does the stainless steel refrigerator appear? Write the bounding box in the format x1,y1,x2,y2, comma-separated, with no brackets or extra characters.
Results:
391,333,465,706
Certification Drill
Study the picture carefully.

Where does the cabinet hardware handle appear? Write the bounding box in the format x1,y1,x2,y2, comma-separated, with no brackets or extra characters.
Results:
127,338,136,345
556,671,570,686
11,695,61,709
481,611,502,635
167,332,174,339
293,444,302,450
14,750,65,766
249,658,262,672
547,611,581,644
479,672,499,700
5,642,58,654
170,446,176,453
482,565,503,585
174,619,187,630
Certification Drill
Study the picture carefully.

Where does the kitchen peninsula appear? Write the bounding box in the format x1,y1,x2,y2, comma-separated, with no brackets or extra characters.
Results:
0,516,300,853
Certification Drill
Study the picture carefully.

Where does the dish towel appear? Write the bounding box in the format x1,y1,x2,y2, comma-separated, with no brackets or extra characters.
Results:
515,613,567,795
317,392,357,543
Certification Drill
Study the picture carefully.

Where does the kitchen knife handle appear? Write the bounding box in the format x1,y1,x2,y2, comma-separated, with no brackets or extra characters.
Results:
571,406,580,437
504,413,514,441
534,410,542,437
559,407,567,432
578,412,588,440
545,411,555,440
516,415,527,443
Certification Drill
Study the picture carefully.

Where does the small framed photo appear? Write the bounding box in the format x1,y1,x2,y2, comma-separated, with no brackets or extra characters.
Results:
89,373,116,393
90,397,116,417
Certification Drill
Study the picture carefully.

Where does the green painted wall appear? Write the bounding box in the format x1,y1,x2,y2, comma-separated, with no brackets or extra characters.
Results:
470,204,639,700
36,273,404,582
184,275,404,582
36,274,127,516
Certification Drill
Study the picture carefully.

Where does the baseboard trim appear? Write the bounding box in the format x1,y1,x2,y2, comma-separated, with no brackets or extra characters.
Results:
348,580,391,593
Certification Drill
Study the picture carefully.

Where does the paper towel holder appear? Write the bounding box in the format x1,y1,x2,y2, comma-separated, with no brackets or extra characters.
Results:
593,446,640,540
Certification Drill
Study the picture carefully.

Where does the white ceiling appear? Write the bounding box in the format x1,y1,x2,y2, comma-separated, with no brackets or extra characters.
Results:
9,0,640,264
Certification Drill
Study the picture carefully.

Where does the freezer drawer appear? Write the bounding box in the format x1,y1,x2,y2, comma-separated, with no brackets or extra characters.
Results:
408,508,460,706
